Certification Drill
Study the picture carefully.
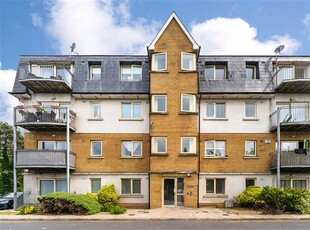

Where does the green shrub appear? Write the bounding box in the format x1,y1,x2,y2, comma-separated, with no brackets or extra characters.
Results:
18,205,37,215
101,202,115,212
259,186,287,214
237,186,263,208
86,192,98,201
97,184,119,206
109,205,126,215
285,188,310,214
38,192,101,215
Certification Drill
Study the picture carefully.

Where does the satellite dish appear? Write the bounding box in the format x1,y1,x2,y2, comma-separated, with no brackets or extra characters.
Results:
274,45,285,54
70,42,76,53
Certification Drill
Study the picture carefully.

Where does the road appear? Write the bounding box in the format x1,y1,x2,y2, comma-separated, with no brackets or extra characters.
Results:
1,220,310,230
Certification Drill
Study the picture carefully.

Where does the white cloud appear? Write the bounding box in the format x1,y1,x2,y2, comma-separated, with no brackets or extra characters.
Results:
0,63,19,125
45,0,160,55
190,17,301,55
31,13,43,28
303,13,310,39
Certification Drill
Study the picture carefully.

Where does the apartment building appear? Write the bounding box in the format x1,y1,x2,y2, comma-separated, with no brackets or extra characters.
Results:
11,12,310,208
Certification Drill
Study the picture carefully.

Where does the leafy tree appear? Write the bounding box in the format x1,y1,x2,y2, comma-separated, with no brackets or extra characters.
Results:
0,122,24,195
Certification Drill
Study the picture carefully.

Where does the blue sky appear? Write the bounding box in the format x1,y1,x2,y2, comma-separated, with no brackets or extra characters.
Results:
0,0,310,123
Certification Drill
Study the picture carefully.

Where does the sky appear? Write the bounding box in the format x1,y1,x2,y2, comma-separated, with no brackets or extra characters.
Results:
0,0,310,124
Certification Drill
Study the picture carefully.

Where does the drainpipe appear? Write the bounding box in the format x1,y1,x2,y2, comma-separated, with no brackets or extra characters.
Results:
66,107,70,193
276,107,281,188
13,107,17,210
197,93,202,208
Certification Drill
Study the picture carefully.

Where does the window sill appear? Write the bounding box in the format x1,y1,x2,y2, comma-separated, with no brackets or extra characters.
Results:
243,156,259,159
203,194,228,198
243,118,259,121
179,70,197,73
88,156,104,159
119,156,144,159
88,118,104,121
149,70,169,73
179,111,199,115
203,156,228,159
150,112,169,115
179,153,198,157
119,118,144,121
203,118,228,121
119,194,144,198
150,153,169,156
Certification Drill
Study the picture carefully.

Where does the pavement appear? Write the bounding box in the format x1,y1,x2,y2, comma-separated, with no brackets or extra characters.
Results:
1,207,310,221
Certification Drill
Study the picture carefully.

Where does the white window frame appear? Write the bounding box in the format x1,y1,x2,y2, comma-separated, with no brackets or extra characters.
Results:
206,102,226,118
152,52,167,71
121,178,141,195
181,94,196,112
121,102,142,119
152,95,167,113
89,65,101,80
91,102,101,119
90,178,101,193
39,179,67,195
246,65,257,79
38,140,67,150
151,137,167,154
245,178,256,188
91,141,102,157
120,65,142,81
206,178,225,194
245,141,256,156
280,179,308,189
181,137,196,153
205,140,226,157
205,65,227,80
245,102,257,118
121,141,142,157
181,52,196,71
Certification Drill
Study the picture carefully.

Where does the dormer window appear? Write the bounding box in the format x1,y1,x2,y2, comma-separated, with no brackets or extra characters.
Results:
89,64,101,80
181,52,196,71
121,65,142,81
152,53,167,71
246,62,259,79
205,64,227,80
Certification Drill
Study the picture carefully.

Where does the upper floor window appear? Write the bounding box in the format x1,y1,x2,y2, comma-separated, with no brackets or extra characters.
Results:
91,102,101,119
205,140,226,157
181,137,196,153
152,95,167,113
38,141,67,150
245,141,256,156
151,137,167,154
206,103,226,118
181,94,196,112
31,64,72,80
245,102,256,118
121,65,142,81
181,52,196,71
91,141,102,157
205,64,226,80
121,141,142,157
152,53,167,71
89,65,101,80
246,65,257,79
277,65,294,83
121,103,141,119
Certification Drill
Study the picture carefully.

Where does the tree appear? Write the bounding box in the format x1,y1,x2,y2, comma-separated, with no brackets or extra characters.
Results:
0,122,24,195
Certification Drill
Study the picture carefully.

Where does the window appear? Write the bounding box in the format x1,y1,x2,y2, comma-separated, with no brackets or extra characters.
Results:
121,141,142,157
205,141,226,157
181,94,196,112
206,178,225,194
205,65,226,80
246,65,257,79
152,137,167,154
91,178,101,193
206,103,225,118
245,102,256,118
121,179,141,195
152,53,167,71
245,141,256,156
245,178,256,188
39,179,67,195
91,102,101,118
91,141,102,157
277,65,294,84
89,65,101,80
281,179,307,189
38,141,67,150
181,52,196,70
280,141,298,151
40,65,54,78
121,103,141,119
121,65,142,81
181,137,196,153
152,95,167,112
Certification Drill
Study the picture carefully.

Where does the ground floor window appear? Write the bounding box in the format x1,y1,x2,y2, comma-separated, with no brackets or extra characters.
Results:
39,179,67,195
206,178,225,194
91,178,101,193
245,178,256,188
280,179,308,189
121,178,141,195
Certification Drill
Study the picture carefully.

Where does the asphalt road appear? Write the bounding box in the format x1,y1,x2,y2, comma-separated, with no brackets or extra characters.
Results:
1,220,310,230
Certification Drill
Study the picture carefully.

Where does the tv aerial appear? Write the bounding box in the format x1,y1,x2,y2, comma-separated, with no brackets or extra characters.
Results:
70,42,79,55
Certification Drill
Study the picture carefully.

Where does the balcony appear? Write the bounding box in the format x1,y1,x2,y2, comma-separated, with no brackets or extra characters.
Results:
271,151,310,173
14,105,76,132
270,106,310,132
275,65,310,93
18,64,73,93
16,150,76,170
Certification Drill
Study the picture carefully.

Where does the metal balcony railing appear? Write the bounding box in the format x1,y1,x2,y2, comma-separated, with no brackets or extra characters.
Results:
271,151,310,171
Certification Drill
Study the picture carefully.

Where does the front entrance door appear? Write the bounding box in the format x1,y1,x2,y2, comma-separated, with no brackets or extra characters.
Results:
163,178,184,206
